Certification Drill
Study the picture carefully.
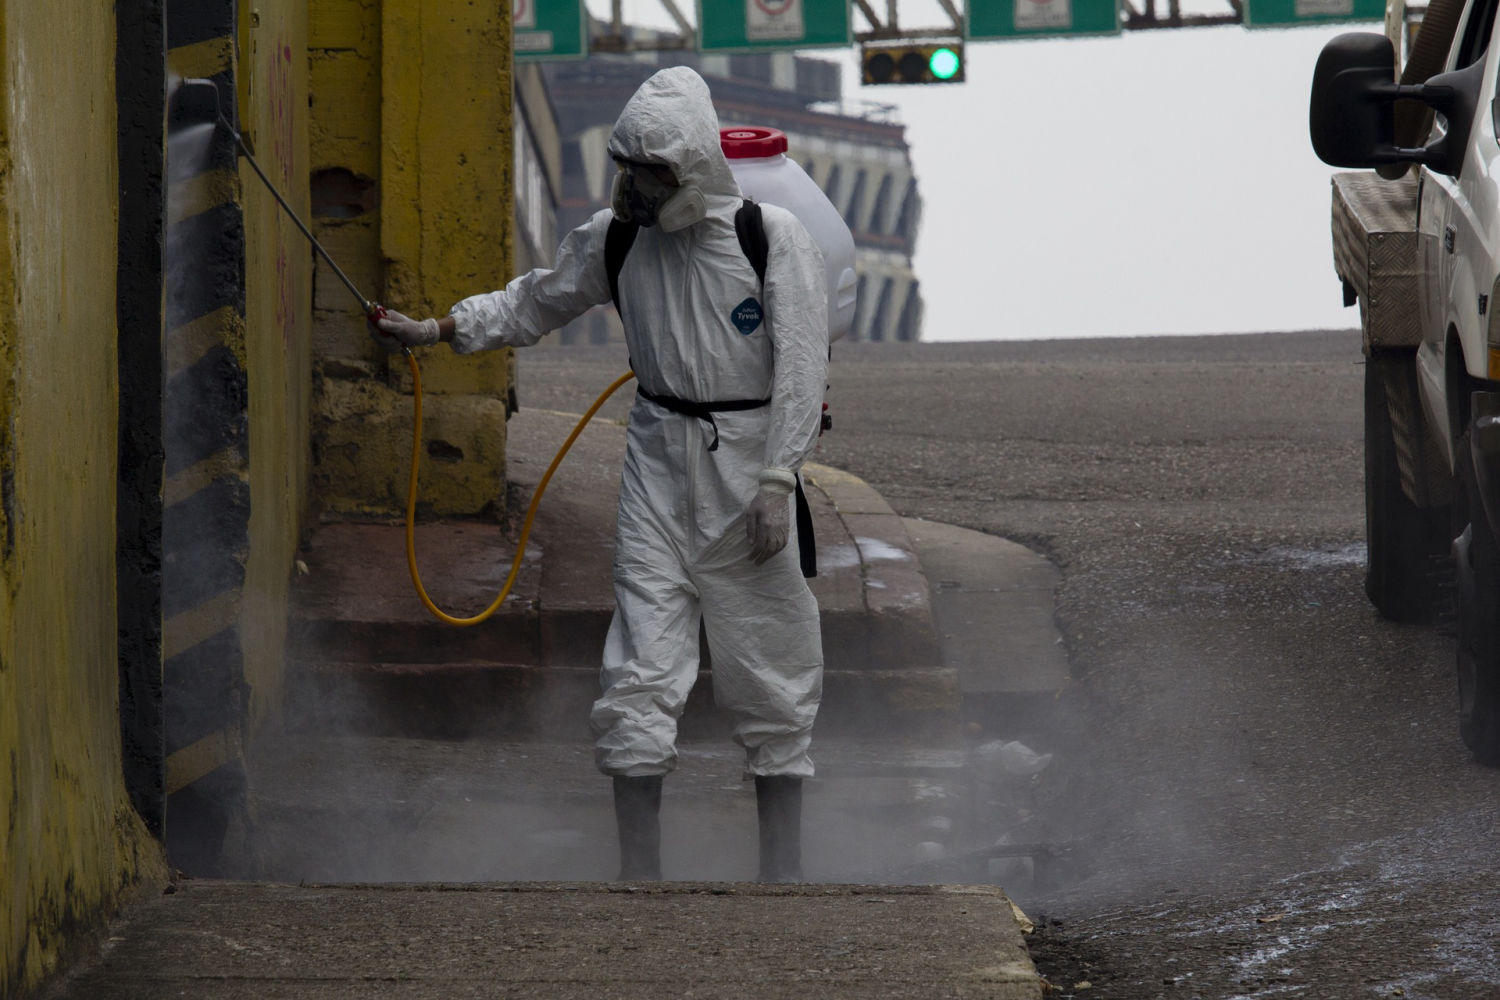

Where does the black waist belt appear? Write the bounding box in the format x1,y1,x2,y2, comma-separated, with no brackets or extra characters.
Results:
638,388,817,579
638,388,769,452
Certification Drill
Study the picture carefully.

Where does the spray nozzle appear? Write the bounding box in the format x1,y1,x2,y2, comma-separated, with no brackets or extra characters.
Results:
170,78,221,127
171,78,254,153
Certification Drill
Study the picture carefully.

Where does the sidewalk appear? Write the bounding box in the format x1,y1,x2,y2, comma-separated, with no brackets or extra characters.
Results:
40,404,1068,999
45,881,1042,1000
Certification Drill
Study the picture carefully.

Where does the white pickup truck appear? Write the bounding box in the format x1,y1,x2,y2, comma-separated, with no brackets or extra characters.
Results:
1311,0,1500,762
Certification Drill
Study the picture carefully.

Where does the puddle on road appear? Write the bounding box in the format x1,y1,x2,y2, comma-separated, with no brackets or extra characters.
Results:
855,537,912,563
1137,820,1500,999
1239,543,1366,572
819,544,860,570
820,539,914,572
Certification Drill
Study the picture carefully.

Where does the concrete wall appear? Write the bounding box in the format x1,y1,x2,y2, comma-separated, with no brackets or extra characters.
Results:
309,0,516,519
0,3,168,996
237,0,312,738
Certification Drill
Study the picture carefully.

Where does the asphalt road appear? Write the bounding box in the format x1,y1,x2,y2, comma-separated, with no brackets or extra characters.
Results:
517,331,1500,999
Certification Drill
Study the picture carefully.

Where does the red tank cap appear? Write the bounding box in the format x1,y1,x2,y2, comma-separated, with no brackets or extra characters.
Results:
720,127,788,159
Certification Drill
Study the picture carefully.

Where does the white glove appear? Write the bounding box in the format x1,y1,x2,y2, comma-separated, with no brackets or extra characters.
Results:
370,308,441,352
745,470,796,566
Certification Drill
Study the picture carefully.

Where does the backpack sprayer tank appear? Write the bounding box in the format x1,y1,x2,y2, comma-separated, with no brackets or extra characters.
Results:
720,127,857,342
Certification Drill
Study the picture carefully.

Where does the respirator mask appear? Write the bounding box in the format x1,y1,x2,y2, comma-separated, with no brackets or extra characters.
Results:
611,158,706,232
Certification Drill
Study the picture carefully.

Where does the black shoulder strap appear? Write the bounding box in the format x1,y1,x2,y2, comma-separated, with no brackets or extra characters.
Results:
734,199,768,288
604,218,639,313
608,203,763,314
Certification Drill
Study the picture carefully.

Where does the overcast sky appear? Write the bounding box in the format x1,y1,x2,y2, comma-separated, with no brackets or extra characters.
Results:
588,2,1364,341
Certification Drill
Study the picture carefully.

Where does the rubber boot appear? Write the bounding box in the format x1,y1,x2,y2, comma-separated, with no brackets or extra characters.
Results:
755,775,805,883
613,775,663,881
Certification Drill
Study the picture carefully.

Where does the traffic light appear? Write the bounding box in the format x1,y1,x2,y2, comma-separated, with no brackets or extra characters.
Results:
860,41,965,85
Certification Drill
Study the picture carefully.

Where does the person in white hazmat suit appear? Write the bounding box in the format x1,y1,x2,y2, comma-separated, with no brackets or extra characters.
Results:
372,66,828,883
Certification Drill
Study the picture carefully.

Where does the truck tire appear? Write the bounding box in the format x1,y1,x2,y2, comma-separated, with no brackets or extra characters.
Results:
1453,426,1500,765
1365,353,1450,621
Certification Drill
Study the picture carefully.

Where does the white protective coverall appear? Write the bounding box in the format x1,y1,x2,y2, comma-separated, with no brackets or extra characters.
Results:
448,67,829,779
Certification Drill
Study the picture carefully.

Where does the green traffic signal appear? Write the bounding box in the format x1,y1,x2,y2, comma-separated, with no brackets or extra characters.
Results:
860,41,964,85
929,47,961,80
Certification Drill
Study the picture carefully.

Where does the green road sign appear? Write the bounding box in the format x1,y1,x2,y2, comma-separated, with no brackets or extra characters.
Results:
969,0,1121,39
699,0,851,53
1243,0,1384,27
513,0,586,60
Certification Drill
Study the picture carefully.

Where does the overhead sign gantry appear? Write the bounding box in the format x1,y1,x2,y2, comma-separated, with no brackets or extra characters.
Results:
520,0,1407,71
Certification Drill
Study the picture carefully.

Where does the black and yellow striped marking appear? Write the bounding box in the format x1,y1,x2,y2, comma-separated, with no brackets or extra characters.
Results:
163,10,249,807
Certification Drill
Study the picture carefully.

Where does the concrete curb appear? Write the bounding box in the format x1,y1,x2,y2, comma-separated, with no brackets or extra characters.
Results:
900,518,1070,736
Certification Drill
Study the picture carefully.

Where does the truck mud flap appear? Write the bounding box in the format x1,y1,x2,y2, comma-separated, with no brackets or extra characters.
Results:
1470,391,1500,538
1378,353,1450,508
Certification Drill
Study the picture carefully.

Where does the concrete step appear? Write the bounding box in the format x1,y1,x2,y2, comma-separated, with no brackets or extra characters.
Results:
287,404,959,745
289,492,942,675
245,733,1029,888
901,518,1072,739
285,659,961,744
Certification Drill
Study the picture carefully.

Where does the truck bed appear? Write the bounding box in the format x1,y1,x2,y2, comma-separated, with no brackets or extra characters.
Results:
1331,171,1422,353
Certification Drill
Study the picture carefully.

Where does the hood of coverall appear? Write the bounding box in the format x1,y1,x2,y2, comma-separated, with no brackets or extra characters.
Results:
608,67,740,230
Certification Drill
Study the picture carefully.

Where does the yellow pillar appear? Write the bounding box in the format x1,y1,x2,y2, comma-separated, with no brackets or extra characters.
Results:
310,0,516,519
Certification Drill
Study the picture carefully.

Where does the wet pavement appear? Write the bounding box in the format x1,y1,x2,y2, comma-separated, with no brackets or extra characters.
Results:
504,335,1500,997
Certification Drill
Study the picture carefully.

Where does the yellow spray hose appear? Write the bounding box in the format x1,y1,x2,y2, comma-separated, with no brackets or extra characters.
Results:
402,350,636,626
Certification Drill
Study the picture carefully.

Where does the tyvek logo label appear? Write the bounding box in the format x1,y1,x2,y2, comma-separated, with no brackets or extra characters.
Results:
731,297,763,335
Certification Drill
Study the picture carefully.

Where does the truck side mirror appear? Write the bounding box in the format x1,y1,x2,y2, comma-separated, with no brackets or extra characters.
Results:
1309,31,1486,178
1309,33,1397,167
1415,59,1487,178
